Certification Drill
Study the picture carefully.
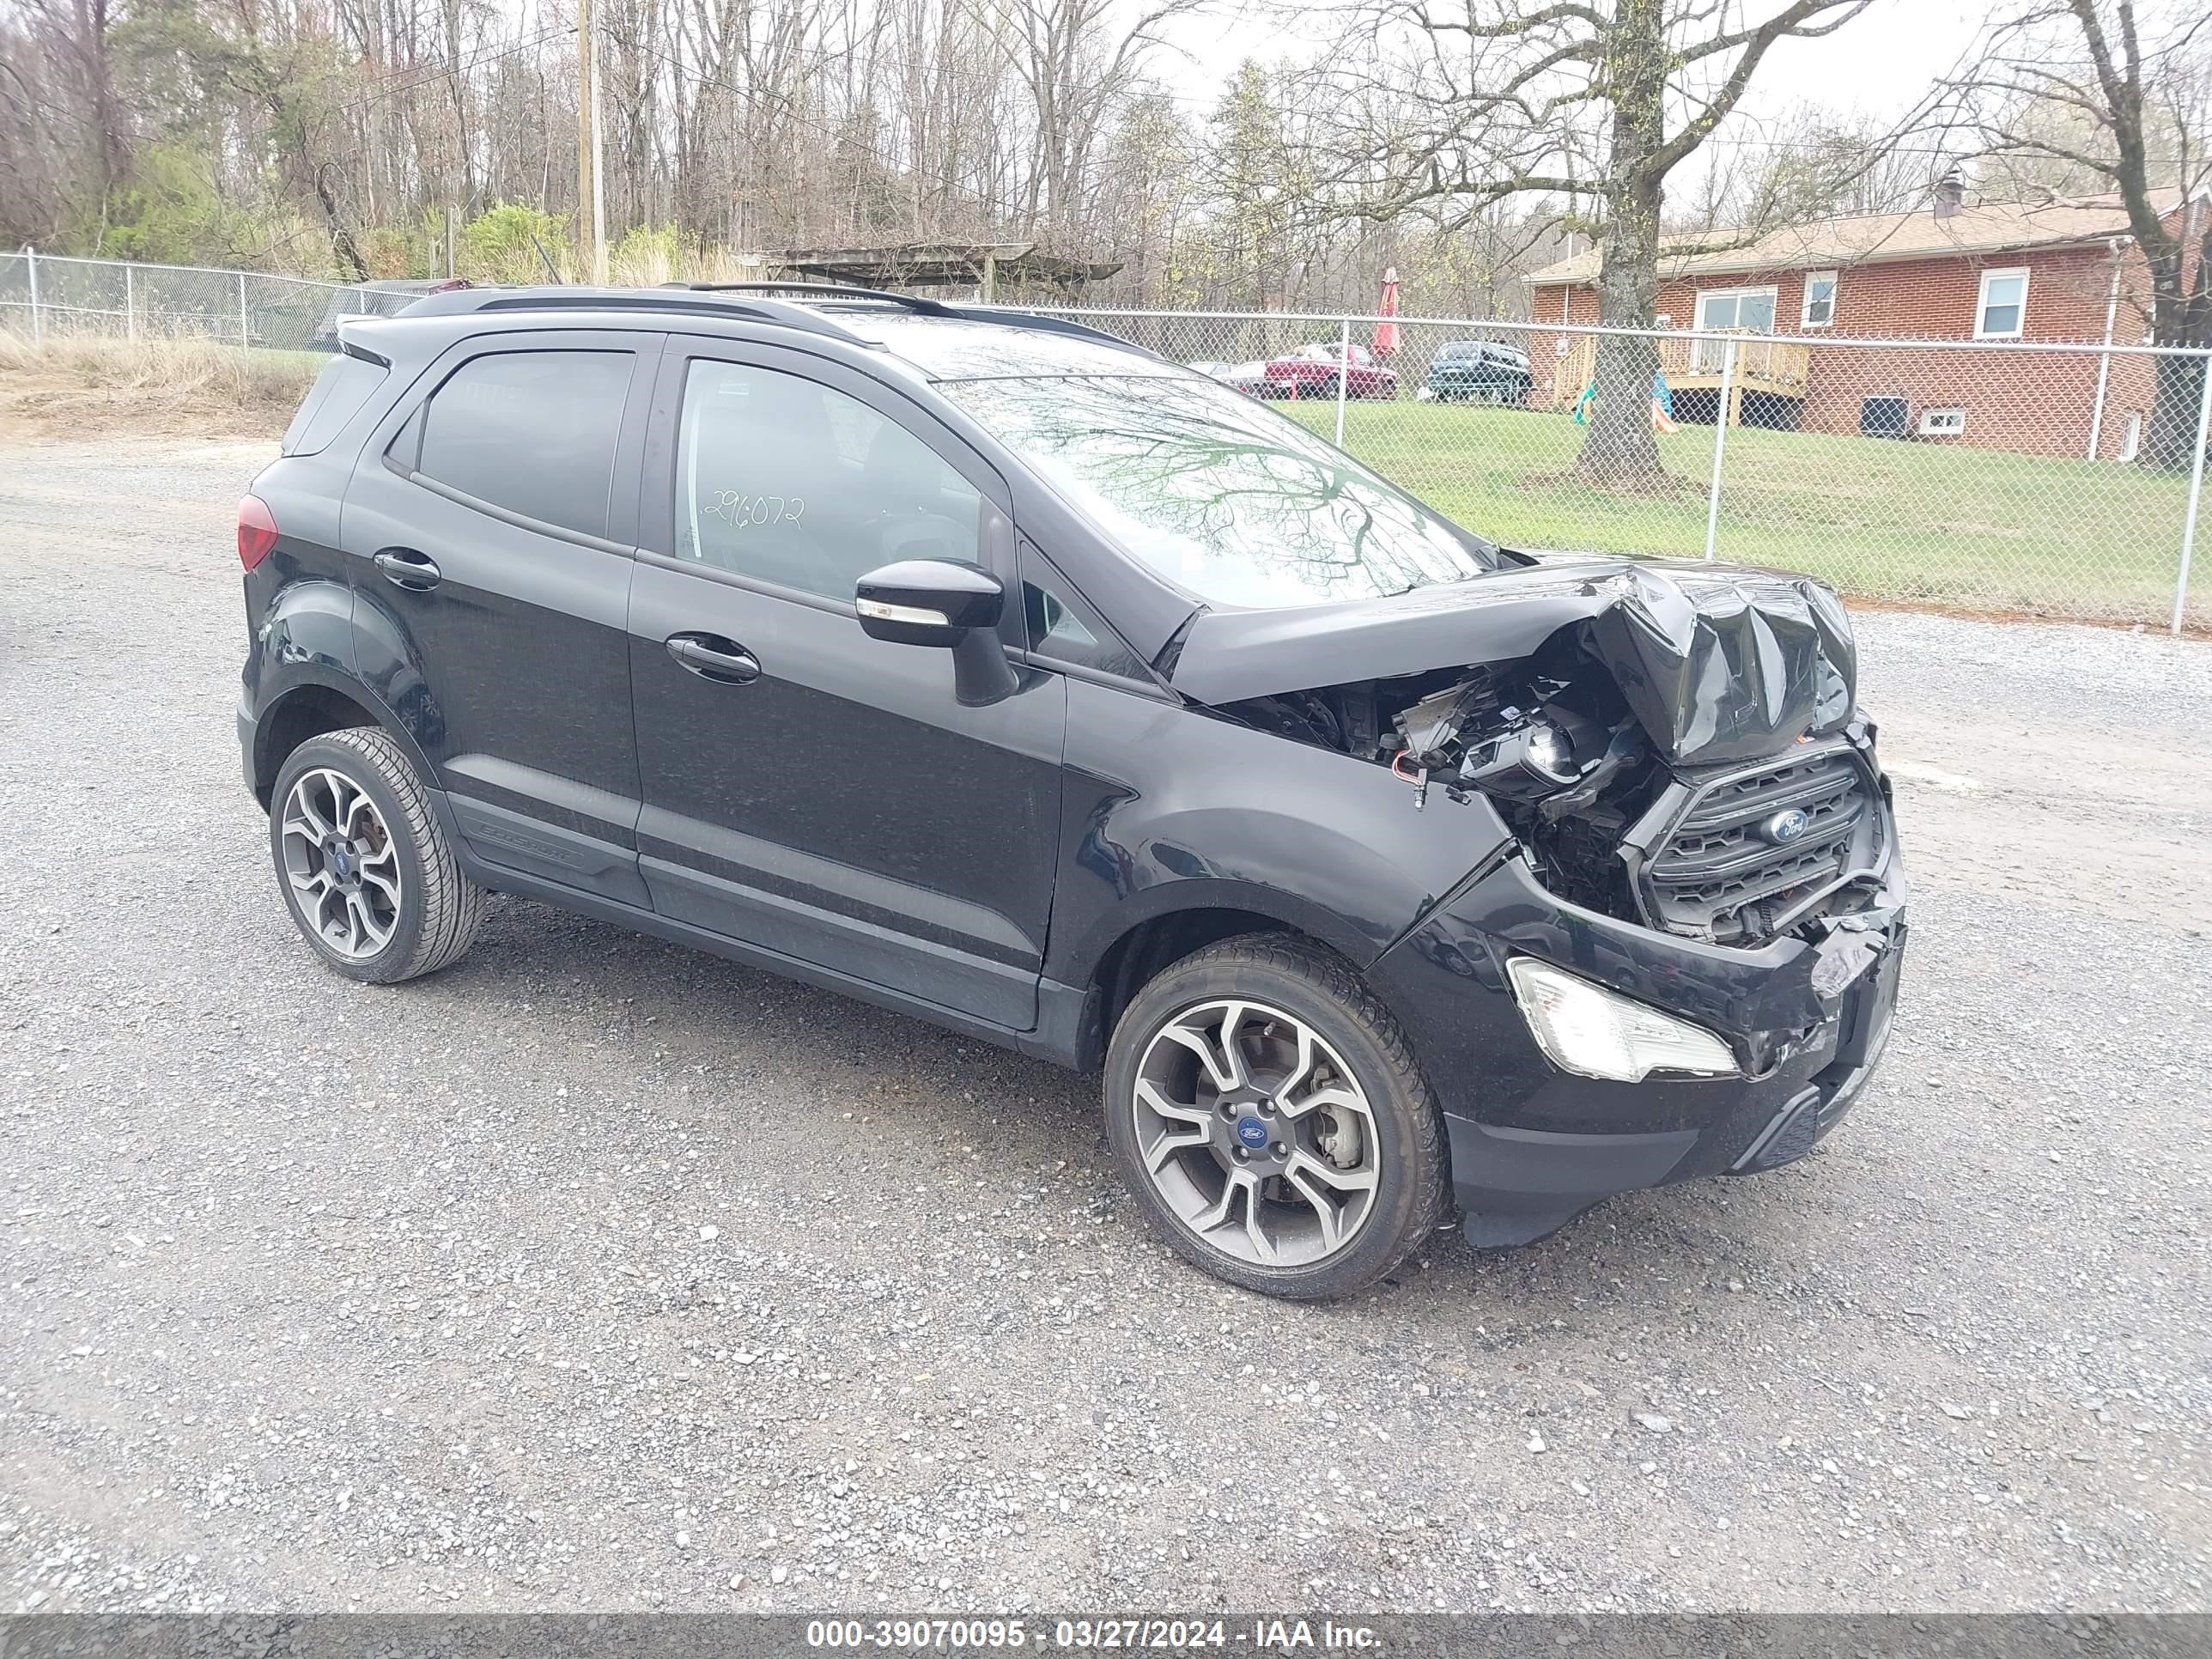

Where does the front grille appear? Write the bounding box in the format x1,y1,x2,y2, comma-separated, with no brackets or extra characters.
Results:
1634,746,1882,943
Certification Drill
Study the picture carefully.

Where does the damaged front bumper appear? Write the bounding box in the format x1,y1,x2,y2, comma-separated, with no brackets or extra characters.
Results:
1368,823,1907,1249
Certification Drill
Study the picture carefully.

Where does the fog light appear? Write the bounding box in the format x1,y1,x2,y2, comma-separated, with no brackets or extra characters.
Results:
1505,958,1741,1082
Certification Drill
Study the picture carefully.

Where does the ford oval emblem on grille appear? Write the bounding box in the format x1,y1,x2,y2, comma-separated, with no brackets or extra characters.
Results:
1762,807,1812,845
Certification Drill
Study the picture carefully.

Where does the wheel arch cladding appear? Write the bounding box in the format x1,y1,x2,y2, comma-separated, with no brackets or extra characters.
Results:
244,577,355,716
1085,904,1350,1065
249,574,354,671
343,582,456,771
252,677,434,808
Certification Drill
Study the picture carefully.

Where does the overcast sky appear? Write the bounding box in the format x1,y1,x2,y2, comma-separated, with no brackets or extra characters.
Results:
1158,0,1990,151
1735,0,1984,118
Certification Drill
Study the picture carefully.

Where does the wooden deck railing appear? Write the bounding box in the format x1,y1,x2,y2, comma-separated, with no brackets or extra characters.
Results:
1553,333,1814,419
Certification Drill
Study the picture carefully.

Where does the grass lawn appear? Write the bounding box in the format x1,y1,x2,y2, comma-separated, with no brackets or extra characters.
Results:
0,333,323,439
1279,399,2202,624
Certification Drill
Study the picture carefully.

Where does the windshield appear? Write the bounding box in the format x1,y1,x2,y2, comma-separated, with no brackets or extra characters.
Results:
939,373,1498,608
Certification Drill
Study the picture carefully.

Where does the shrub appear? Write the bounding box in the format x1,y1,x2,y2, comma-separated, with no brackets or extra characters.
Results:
459,204,571,283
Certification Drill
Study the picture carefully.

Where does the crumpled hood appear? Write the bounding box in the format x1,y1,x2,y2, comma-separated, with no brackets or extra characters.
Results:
1170,557,1858,767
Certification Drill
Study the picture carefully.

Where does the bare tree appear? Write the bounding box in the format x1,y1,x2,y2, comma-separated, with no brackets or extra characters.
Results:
1682,105,1943,233
2,0,127,242
1955,0,2211,468
1313,0,1876,484
6,0,1692,319
958,0,1203,236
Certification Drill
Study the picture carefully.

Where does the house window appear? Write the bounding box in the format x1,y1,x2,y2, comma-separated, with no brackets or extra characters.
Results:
1918,407,1966,436
1694,286,1779,333
1976,267,2029,339
1692,286,1778,370
1802,270,1838,329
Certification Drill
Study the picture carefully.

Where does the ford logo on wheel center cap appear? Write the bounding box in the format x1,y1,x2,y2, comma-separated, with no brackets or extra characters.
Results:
1235,1116,1270,1150
1762,807,1812,845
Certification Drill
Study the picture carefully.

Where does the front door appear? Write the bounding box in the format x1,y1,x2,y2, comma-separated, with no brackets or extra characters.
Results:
343,331,656,903
627,337,1065,1030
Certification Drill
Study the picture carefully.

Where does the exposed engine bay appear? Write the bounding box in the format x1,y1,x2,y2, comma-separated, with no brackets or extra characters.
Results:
1200,566,1892,950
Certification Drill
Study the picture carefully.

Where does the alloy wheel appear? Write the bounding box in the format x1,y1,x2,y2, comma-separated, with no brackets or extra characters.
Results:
1130,999,1382,1268
278,767,402,960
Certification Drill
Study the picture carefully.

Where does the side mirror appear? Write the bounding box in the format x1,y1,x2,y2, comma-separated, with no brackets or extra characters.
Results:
854,558,1018,708
855,559,1004,647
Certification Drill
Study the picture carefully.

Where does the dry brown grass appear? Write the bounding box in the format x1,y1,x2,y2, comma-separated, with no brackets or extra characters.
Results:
0,331,319,439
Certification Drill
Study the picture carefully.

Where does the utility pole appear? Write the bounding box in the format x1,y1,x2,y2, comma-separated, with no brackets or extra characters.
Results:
574,0,607,283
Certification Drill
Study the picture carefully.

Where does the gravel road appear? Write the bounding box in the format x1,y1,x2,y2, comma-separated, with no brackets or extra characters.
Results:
2,435,2207,1617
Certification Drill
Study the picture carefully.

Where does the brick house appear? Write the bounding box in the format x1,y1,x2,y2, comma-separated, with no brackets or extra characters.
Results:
1522,185,2208,459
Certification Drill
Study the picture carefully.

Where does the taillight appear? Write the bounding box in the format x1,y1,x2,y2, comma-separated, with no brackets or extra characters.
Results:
238,494,279,571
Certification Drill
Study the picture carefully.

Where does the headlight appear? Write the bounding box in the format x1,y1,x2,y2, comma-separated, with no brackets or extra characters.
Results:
1522,720,1578,781
1504,958,1741,1082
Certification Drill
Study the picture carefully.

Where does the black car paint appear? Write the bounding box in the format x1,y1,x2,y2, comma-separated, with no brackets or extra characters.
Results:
1370,844,1905,1243
344,330,657,872
618,333,1064,1030
239,295,1906,1250
1172,560,1857,769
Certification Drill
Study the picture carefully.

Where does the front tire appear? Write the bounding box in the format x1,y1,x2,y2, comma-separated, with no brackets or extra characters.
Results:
268,726,486,984
1103,934,1449,1299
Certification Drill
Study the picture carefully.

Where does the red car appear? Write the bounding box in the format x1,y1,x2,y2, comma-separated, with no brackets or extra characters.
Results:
1217,342,1399,401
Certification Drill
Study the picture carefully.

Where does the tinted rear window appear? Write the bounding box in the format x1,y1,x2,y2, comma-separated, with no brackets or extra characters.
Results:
414,350,633,539
282,354,387,456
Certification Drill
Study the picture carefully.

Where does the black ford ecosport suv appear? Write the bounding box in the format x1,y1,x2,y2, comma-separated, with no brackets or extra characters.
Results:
238,283,1906,1299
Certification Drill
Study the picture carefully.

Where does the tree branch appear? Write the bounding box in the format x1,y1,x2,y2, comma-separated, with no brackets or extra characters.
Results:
1653,1,1875,177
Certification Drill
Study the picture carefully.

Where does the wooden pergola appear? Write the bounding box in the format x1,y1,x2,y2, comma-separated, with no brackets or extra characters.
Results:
758,241,1122,301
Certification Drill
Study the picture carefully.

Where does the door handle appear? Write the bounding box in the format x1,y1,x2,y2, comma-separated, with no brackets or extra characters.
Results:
373,547,441,591
665,633,761,684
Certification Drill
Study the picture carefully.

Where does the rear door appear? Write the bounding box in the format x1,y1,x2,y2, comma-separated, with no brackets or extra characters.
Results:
626,336,1065,1030
343,330,656,904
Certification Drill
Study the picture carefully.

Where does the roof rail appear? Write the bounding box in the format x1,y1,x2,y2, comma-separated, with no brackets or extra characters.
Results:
393,284,879,346
941,304,1163,360
663,283,1161,362
671,284,1159,358
385,282,1167,366
662,280,959,319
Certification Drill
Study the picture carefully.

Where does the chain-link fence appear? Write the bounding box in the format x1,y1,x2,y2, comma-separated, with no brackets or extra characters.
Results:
0,249,434,353
3,252,2206,631
1045,307,2212,635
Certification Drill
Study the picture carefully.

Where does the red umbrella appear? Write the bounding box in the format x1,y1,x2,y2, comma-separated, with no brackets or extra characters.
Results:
1374,266,1401,359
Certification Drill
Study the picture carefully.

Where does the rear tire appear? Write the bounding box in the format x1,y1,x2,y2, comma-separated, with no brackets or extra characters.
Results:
1103,934,1449,1299
268,727,485,984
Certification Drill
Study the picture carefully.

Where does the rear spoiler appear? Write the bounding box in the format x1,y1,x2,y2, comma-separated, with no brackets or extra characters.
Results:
334,321,391,368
